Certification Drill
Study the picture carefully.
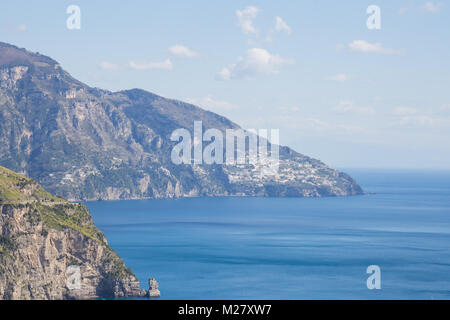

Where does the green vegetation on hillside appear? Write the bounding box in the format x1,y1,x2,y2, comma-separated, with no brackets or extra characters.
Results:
0,235,15,255
0,165,134,280
35,203,105,244
0,166,63,202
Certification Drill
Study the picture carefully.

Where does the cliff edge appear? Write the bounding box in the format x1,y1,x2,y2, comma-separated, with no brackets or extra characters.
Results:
0,165,145,299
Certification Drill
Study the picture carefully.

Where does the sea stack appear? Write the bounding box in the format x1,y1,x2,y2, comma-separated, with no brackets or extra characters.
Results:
148,278,161,297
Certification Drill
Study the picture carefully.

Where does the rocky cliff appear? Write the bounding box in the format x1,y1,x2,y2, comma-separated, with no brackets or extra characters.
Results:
0,42,363,201
0,165,145,300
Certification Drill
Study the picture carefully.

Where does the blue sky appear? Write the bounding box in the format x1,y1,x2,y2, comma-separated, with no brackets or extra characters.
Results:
1,0,449,169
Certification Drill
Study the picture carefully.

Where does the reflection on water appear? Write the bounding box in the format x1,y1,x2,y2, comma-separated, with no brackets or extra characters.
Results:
86,169,450,299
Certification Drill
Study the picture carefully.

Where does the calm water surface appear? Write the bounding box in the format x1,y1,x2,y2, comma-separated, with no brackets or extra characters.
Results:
86,169,450,299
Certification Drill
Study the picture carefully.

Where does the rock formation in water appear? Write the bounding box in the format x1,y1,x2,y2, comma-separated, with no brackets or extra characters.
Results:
148,277,160,297
0,42,363,201
0,165,147,300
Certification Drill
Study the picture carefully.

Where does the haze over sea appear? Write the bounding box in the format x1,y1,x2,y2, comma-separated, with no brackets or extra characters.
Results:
86,169,450,299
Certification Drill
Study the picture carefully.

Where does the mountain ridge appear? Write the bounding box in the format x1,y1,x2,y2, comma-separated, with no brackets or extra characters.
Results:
0,42,363,201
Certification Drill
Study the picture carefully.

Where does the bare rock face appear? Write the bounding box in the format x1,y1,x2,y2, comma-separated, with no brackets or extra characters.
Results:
148,278,160,298
0,42,363,201
0,166,143,300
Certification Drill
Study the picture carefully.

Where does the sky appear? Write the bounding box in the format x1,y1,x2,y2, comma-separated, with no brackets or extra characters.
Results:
1,0,449,169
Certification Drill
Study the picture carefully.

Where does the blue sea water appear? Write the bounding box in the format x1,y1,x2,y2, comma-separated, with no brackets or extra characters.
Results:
86,169,450,299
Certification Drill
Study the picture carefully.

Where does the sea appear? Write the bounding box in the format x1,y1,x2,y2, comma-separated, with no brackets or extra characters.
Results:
85,169,450,299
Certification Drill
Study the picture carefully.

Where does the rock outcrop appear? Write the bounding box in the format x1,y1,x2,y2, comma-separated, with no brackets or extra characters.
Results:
0,42,363,201
0,166,145,300
148,278,160,298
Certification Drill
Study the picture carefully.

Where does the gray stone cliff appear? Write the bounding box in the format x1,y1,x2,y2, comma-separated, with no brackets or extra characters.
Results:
0,165,145,300
0,42,363,201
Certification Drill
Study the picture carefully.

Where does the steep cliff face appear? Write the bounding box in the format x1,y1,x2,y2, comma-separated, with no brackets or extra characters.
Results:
0,166,143,300
0,42,363,201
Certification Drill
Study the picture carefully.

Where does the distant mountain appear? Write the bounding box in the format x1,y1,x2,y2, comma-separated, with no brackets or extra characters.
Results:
0,42,363,201
0,165,144,299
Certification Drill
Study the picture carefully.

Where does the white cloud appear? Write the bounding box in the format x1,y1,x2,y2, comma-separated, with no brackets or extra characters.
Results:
398,2,442,15
216,68,232,81
336,124,366,133
128,59,173,70
99,61,120,70
398,7,410,15
271,115,329,131
326,73,350,82
216,48,294,80
185,95,239,112
348,40,401,55
99,59,174,71
440,104,450,112
236,6,259,35
169,45,198,58
392,106,418,116
7,24,27,32
332,100,376,115
422,2,442,13
274,16,291,35
271,115,366,134
295,118,330,131
16,24,27,32
279,106,300,113
390,105,450,128
393,115,439,128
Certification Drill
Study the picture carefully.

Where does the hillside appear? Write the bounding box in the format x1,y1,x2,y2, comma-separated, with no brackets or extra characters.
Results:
0,166,144,299
0,42,363,201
